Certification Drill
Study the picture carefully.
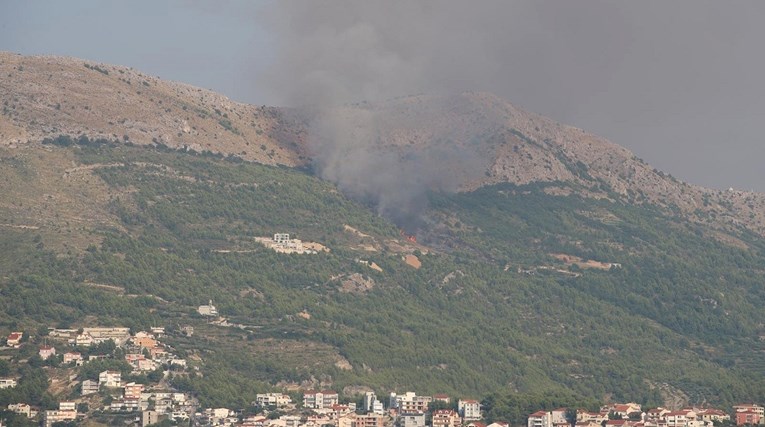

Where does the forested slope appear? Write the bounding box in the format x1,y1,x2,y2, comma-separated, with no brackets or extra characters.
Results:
2,140,765,411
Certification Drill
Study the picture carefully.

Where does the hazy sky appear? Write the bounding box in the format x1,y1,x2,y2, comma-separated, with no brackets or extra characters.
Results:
2,1,764,192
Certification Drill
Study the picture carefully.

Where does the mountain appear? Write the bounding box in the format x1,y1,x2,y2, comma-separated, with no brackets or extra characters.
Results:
4,51,765,240
2,52,765,412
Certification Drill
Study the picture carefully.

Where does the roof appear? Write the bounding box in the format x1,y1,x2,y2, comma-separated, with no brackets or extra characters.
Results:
7,332,22,339
462,399,480,404
434,394,450,399
530,411,549,417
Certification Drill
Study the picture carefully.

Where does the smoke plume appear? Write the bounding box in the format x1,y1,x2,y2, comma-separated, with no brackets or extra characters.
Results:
260,1,519,229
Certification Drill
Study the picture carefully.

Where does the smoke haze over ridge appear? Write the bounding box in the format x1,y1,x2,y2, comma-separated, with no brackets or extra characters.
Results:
259,0,765,198
2,1,765,193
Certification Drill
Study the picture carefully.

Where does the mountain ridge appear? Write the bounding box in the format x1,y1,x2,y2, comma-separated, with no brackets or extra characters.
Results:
2,51,764,240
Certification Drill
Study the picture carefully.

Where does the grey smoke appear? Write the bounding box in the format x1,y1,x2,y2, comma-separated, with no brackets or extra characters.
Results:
260,0,765,199
306,105,486,231
261,1,520,229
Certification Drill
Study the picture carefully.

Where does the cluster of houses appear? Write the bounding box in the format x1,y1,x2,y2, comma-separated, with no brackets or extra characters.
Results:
530,403,763,427
2,327,196,427
196,391,484,427
5,330,765,427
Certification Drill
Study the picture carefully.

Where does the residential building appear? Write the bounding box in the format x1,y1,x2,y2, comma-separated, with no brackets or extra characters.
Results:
59,402,76,412
550,409,569,426
7,403,34,417
736,411,762,426
393,392,432,413
151,327,166,336
696,409,730,423
487,422,510,427
606,404,643,420
0,378,17,389
63,351,83,365
39,345,56,360
132,335,158,349
82,327,131,346
143,410,162,427
363,392,378,412
75,332,94,347
303,390,339,409
665,410,697,427
256,393,292,408
434,394,451,404
125,382,145,400
44,407,77,427
734,405,765,426
433,409,461,427
81,380,99,395
529,411,553,427
459,399,481,421
99,370,122,388
400,413,427,427
6,332,23,348
111,398,140,412
354,414,385,427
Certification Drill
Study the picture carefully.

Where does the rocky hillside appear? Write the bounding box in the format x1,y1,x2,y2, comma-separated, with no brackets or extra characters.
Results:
0,51,306,165
2,52,764,238
318,92,765,239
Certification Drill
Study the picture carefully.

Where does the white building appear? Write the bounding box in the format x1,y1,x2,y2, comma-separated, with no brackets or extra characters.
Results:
528,411,553,427
82,327,131,346
99,370,122,388
81,380,99,395
303,390,339,409
198,300,219,317
0,378,17,389
392,392,432,413
256,393,292,408
39,346,56,360
400,413,427,427
459,399,481,421
362,392,384,415
8,403,34,417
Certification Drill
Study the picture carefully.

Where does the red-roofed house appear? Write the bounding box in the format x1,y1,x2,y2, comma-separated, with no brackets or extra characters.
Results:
696,409,730,424
6,332,23,348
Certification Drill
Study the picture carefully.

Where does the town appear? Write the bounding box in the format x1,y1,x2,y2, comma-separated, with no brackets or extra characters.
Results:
0,327,762,427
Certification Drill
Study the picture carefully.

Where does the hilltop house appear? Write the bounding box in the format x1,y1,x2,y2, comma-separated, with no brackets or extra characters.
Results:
6,331,23,347
198,300,218,317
